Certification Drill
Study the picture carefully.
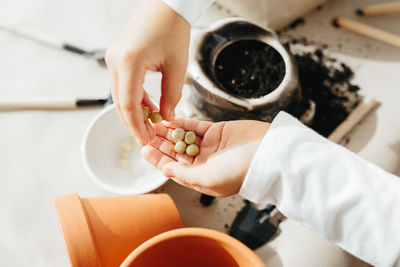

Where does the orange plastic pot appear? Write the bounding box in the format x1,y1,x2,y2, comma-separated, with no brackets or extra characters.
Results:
121,227,266,267
54,193,183,267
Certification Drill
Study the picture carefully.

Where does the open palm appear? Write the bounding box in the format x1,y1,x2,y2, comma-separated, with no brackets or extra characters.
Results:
141,118,269,197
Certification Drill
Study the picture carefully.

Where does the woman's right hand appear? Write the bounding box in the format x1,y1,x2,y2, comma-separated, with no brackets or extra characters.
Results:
105,0,191,146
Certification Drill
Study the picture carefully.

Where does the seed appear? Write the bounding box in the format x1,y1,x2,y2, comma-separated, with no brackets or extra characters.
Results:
149,111,163,123
118,159,130,168
142,106,150,121
186,144,199,157
131,165,141,176
121,140,133,152
121,150,131,159
172,128,185,141
184,131,196,144
174,141,187,154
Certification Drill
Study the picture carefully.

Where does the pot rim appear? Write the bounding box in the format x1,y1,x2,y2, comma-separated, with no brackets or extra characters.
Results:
120,227,265,267
188,17,298,111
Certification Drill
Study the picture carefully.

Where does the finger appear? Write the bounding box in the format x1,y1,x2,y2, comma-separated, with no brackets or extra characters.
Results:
110,70,129,127
152,123,202,145
145,120,155,141
142,90,158,111
148,137,194,164
118,66,150,146
163,163,220,197
141,145,176,170
159,61,186,121
110,69,119,103
142,91,157,141
162,118,213,137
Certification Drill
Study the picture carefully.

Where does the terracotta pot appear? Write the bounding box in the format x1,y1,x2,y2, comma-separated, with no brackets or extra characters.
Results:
121,227,265,267
54,193,183,267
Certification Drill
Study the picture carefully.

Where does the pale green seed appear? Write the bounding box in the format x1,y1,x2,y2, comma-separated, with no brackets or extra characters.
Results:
172,128,185,141
184,131,196,144
149,111,163,123
186,144,199,156
142,106,150,121
174,141,187,154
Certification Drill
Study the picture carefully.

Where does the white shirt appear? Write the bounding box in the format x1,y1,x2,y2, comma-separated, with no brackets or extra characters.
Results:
240,112,400,266
162,1,400,265
163,0,214,25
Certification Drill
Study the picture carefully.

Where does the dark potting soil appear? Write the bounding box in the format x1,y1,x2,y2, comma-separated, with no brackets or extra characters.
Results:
284,39,361,137
287,18,306,30
277,18,306,35
214,40,286,98
213,37,360,137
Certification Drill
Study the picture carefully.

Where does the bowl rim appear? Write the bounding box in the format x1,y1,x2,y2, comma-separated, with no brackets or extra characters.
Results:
81,104,168,195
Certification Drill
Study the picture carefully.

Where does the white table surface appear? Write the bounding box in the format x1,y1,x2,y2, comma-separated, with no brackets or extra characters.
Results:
0,0,399,266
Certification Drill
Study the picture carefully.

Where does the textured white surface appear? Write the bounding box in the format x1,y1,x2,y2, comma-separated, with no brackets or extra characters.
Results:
0,0,399,266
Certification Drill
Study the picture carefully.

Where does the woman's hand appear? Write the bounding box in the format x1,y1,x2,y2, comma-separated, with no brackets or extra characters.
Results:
141,118,270,197
105,0,190,146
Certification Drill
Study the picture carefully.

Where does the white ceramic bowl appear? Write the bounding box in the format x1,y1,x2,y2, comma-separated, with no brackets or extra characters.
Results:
81,104,168,195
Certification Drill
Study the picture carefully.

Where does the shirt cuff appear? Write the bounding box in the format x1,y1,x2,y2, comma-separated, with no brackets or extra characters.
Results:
162,0,214,25
239,111,308,205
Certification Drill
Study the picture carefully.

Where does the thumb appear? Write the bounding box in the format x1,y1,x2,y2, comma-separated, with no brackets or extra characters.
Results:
159,62,186,121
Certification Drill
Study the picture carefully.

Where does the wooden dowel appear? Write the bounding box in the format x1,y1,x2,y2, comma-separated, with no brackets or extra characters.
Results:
356,2,400,16
0,97,77,111
328,97,379,143
0,97,107,111
333,17,400,49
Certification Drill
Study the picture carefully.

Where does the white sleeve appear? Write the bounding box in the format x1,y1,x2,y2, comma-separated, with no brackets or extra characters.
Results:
162,0,214,25
240,111,400,267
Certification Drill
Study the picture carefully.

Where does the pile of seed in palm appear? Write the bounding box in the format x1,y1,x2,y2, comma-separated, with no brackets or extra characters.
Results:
284,38,361,137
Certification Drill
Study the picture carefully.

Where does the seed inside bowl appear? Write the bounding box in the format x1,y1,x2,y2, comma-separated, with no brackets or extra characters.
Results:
118,158,130,168
131,165,141,176
121,140,133,152
118,139,143,177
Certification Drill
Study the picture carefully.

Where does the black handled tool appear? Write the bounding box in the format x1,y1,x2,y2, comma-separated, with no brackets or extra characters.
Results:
0,22,106,67
229,202,285,250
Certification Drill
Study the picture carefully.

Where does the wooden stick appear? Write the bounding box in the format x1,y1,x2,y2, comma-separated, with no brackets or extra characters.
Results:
333,17,400,49
328,97,379,143
0,97,107,111
356,2,400,16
